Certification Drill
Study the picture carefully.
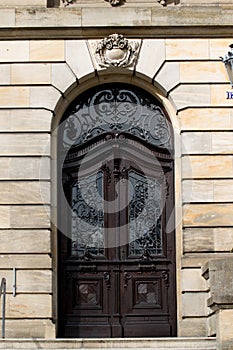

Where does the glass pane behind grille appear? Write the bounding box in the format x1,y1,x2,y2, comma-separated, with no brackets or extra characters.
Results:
71,171,104,257
128,170,163,256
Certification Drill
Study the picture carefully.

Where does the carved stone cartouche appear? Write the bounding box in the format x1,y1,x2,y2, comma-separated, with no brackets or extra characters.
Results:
95,33,140,68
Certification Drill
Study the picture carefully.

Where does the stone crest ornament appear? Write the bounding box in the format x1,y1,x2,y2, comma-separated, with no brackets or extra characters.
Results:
61,0,73,6
95,34,140,68
157,0,166,6
105,0,125,5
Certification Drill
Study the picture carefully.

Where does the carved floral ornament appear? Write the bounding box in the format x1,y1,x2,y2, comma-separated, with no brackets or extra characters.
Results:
95,34,140,69
61,0,168,7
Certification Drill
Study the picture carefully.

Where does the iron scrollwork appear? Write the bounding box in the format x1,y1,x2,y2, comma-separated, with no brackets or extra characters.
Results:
62,85,172,151
129,170,164,257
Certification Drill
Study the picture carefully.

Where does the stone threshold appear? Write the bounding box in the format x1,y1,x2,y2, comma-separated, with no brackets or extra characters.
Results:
0,337,216,349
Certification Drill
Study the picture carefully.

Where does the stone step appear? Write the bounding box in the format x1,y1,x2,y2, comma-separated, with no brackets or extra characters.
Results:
0,337,216,350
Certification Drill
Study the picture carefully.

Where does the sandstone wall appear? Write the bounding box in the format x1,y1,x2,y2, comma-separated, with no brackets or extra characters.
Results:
0,2,232,338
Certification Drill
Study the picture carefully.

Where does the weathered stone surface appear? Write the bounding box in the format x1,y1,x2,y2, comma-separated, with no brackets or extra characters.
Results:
180,61,227,83
0,109,52,132
0,205,50,229
203,258,233,306
0,41,29,62
183,179,233,203
216,309,233,350
153,6,233,26
0,9,15,27
4,319,55,339
184,228,214,252
6,294,52,318
66,40,94,81
178,108,233,131
30,40,65,61
183,227,233,252
170,84,210,110
11,63,51,84
213,180,233,202
182,268,207,291
182,155,233,178
209,38,233,60
154,62,180,93
0,181,50,204
183,204,233,227
0,254,51,269
0,157,50,180
0,134,50,156
82,7,151,27
30,86,61,110
179,317,207,337
182,180,213,203
2,269,52,293
0,230,50,253
0,86,29,107
182,292,209,317
182,132,212,154
52,63,76,93
0,64,10,84
0,0,46,6
136,39,165,81
16,8,81,27
211,85,233,106
166,39,209,60
0,206,10,228
212,132,233,154
207,312,216,337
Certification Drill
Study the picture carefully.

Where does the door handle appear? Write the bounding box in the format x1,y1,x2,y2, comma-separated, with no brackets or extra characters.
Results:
103,271,111,289
124,272,132,288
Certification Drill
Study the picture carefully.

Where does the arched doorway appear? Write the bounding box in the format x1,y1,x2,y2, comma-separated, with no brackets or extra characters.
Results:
57,83,176,338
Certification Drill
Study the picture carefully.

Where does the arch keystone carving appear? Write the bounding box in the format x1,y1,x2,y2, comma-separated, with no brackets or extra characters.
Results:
93,34,141,69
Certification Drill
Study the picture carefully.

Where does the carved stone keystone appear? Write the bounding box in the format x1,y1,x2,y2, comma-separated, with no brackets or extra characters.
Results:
95,33,140,68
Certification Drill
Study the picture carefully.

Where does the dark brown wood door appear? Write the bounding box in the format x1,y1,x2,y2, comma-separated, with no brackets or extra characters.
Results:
58,138,176,338
58,83,176,338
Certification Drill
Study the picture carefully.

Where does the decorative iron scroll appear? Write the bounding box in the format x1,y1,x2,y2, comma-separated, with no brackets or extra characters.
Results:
71,172,104,257
62,85,172,151
129,170,163,256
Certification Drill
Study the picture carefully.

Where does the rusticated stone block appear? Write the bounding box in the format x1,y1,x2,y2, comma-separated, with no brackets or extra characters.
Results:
202,258,233,307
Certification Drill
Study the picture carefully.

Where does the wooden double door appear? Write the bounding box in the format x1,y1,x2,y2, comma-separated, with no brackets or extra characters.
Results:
58,136,176,338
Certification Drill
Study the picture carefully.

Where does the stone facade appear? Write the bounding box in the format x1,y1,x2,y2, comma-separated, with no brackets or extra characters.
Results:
0,0,233,346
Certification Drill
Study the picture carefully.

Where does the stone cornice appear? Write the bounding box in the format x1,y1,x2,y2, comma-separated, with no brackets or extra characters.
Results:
0,6,233,39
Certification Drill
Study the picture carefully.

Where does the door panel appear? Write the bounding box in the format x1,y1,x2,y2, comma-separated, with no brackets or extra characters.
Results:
58,84,176,338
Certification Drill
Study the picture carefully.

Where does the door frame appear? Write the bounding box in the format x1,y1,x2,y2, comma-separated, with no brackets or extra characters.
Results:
51,76,181,338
